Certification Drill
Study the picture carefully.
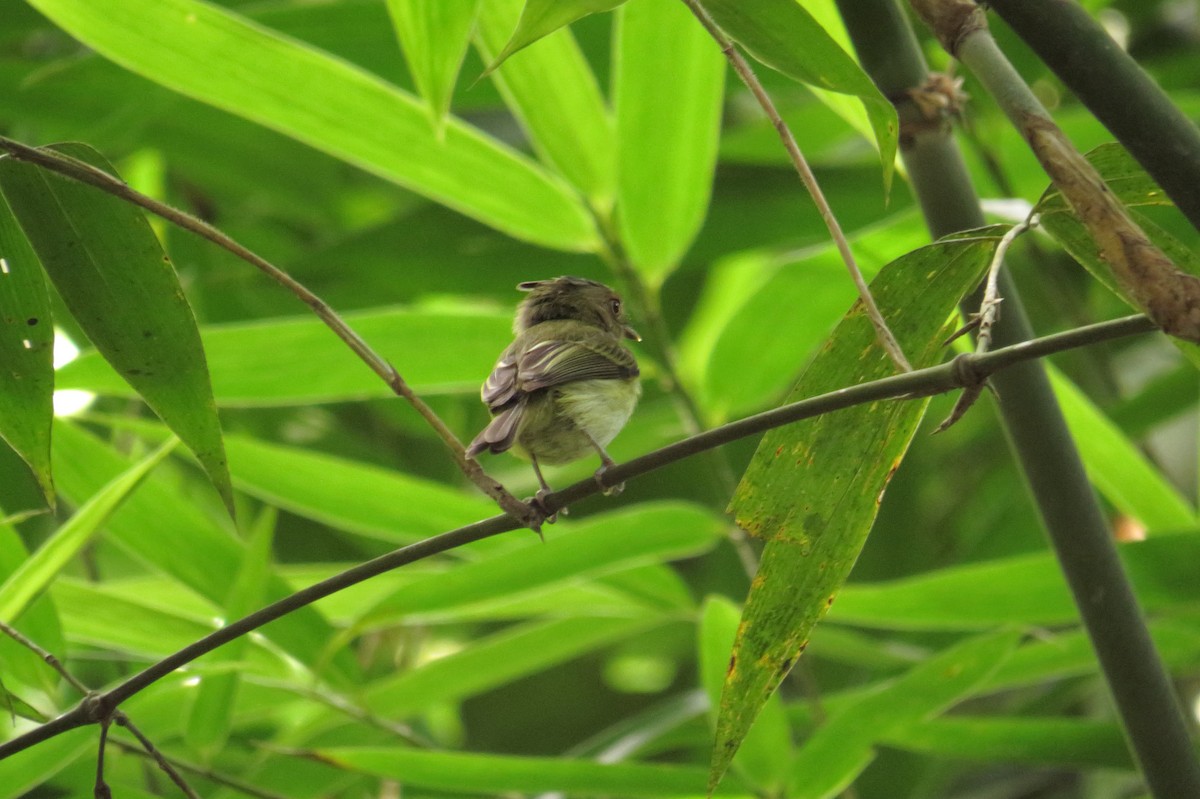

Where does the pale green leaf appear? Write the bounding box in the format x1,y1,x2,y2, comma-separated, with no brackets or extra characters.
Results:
387,0,479,132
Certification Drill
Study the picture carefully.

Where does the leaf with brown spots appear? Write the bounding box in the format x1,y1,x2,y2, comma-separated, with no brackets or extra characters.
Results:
707,229,1001,793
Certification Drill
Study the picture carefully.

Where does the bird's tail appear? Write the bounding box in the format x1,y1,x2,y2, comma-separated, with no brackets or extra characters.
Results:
466,400,523,457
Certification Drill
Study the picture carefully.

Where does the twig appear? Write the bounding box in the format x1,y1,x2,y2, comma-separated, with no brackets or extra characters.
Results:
0,618,90,694
0,312,1157,762
110,739,289,799
935,213,1037,431
0,135,538,530
679,0,913,373
95,718,112,799
114,714,202,799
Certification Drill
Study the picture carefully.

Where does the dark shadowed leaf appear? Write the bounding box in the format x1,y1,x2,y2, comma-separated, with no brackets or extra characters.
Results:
0,191,54,506
0,144,232,512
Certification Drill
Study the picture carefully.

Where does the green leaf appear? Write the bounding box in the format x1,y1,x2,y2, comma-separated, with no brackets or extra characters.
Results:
49,420,359,684
1049,366,1195,530
0,518,65,697
56,307,512,406
365,615,659,715
884,716,1133,770
0,727,92,799
831,533,1200,630
699,598,791,793
26,0,599,252
0,143,232,513
480,0,626,74
698,0,898,190
475,0,616,205
0,191,54,507
615,0,726,284
0,437,175,624
313,746,744,797
786,631,1020,799
386,0,479,133
710,229,1000,791
360,502,722,623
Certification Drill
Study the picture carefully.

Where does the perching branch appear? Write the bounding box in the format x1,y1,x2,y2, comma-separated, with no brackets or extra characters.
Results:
0,311,1158,761
679,0,913,374
0,135,538,529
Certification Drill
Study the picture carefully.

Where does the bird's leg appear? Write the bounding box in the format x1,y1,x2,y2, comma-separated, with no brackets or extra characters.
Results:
529,455,563,529
584,433,623,497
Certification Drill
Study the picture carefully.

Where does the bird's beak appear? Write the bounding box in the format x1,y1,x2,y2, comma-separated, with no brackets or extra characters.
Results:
623,324,642,342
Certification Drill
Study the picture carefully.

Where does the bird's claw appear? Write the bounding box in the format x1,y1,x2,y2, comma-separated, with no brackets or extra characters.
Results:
593,464,624,497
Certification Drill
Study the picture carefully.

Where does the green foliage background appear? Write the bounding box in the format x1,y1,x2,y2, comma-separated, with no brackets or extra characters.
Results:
0,1,1198,797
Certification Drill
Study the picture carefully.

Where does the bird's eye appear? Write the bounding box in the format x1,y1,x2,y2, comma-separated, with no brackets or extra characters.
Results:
610,299,622,315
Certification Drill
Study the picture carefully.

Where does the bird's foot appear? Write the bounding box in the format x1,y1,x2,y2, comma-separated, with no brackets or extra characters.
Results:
593,463,624,497
530,490,567,533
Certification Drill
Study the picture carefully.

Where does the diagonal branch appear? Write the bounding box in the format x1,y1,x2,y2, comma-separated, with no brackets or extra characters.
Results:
0,311,1156,761
0,135,537,529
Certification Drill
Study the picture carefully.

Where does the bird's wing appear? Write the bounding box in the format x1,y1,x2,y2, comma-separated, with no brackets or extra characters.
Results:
517,338,639,393
481,343,521,410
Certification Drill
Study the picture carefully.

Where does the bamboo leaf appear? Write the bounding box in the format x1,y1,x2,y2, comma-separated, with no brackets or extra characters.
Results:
25,0,599,252
787,631,1020,799
0,191,53,507
475,0,616,205
0,144,233,513
481,0,626,74
698,0,898,190
0,437,175,624
709,229,1000,791
386,0,479,133
615,0,726,284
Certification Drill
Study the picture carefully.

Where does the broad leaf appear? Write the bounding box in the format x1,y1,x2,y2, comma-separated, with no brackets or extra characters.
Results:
0,191,53,506
615,0,726,285
0,144,232,512
710,228,1001,790
26,0,599,252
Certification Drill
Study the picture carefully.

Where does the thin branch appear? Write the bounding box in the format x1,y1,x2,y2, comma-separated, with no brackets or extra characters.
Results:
110,739,290,799
0,312,1157,762
0,619,90,695
0,135,537,529
114,714,202,799
680,0,913,373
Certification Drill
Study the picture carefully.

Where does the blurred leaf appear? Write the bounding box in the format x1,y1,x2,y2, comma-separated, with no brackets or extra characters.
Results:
50,420,359,684
185,506,275,758
832,534,1200,630
615,0,726,284
361,502,722,623
26,0,599,251
699,597,791,793
698,0,897,189
386,0,479,133
884,716,1133,770
475,0,616,205
0,519,65,697
711,228,1000,790
1049,366,1195,530
787,631,1020,799
0,144,232,512
365,615,659,715
57,307,512,406
0,192,54,507
481,0,626,74
0,728,91,799
0,437,174,624
314,746,743,797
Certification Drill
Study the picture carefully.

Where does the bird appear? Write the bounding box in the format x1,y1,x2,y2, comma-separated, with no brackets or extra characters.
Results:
467,276,642,513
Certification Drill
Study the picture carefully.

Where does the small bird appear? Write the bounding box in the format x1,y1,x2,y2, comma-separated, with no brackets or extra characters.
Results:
467,276,642,511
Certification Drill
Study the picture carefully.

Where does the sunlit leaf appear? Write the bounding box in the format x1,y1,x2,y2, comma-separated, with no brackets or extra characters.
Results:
386,0,479,133
481,0,626,74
